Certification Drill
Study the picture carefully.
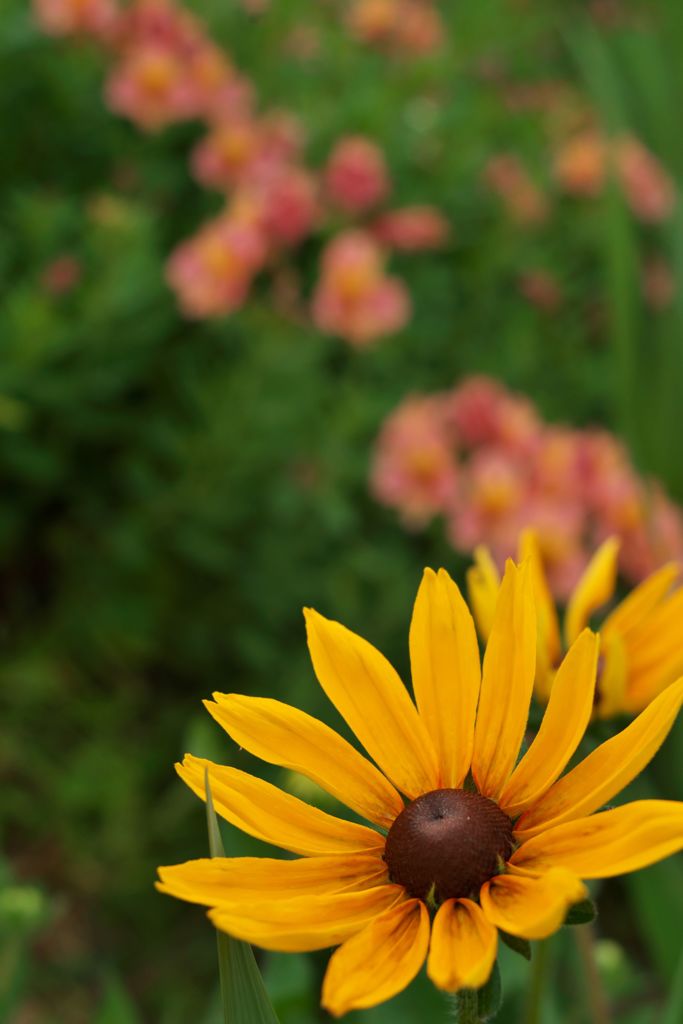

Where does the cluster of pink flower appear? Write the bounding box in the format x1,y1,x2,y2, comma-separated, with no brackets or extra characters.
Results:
33,0,450,344
345,0,444,57
483,131,674,229
371,375,683,598
554,130,675,224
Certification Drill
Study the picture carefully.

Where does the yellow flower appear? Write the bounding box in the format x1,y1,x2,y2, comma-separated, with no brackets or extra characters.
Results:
468,531,683,718
157,562,683,1017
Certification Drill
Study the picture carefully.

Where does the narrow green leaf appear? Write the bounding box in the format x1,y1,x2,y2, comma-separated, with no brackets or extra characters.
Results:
661,947,683,1024
205,769,281,1024
563,899,597,927
477,961,502,1022
499,930,532,961
95,974,141,1024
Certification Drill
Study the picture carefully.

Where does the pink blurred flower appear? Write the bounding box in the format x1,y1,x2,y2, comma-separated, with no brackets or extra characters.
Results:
311,230,410,345
483,153,549,226
445,376,507,448
347,0,400,47
105,42,198,130
191,117,263,189
256,167,319,246
519,270,563,313
231,167,319,248
450,448,526,551
371,206,450,251
33,0,119,38
391,0,443,56
166,213,266,318
324,136,391,215
191,110,305,193
555,129,675,223
553,129,606,197
40,255,82,295
371,395,458,526
346,0,443,56
371,376,683,597
615,135,675,223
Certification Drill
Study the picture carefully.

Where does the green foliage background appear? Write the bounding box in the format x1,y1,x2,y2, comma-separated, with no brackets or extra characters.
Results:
2,0,683,1021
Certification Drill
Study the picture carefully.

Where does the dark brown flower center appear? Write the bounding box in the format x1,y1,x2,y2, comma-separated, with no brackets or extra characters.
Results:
383,788,514,903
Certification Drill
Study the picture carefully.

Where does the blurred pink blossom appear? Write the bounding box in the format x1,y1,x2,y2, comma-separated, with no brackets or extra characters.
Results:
33,0,119,38
371,395,458,526
40,255,82,295
312,230,410,345
483,153,549,226
372,376,683,597
371,206,450,251
166,213,266,317
554,129,675,223
346,0,443,57
324,136,391,215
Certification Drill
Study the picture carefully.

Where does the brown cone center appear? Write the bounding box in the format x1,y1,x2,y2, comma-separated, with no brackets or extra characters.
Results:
383,788,513,903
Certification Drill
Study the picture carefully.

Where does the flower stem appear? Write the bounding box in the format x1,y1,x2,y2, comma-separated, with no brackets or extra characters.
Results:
524,938,549,1024
574,925,612,1024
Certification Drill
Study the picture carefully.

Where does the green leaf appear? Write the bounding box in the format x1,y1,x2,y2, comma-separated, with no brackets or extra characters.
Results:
661,946,683,1024
563,899,597,927
477,961,502,1022
499,930,532,961
95,974,141,1024
205,769,281,1024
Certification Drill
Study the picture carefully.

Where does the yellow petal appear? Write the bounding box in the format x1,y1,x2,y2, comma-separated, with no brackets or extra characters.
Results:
466,545,501,643
178,754,384,856
625,654,683,714
206,694,403,829
564,537,619,646
209,884,405,952
499,630,599,817
515,676,683,837
620,590,683,710
304,608,439,798
623,589,683,677
602,562,680,639
427,898,497,992
409,568,481,788
322,899,429,1017
594,632,627,720
511,800,683,877
471,560,537,800
519,528,562,669
480,869,587,939
157,852,388,906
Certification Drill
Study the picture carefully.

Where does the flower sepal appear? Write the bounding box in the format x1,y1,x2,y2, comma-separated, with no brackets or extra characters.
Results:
451,961,502,1023
498,930,532,961
563,898,597,927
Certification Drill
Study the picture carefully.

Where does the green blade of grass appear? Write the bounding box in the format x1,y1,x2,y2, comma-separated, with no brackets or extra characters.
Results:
205,769,281,1024
661,947,683,1024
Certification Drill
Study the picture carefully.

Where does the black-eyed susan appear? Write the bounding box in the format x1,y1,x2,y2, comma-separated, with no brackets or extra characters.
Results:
158,561,683,1017
468,531,683,718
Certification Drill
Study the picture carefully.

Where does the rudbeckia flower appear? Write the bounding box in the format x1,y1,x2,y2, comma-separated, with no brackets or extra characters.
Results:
468,531,683,718
158,561,683,1016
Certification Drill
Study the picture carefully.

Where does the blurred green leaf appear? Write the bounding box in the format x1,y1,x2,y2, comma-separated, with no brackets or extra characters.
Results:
205,770,280,1024
661,946,683,1024
95,975,142,1024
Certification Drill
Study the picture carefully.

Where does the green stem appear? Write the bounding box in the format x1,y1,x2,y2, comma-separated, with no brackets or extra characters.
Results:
574,925,612,1024
450,989,480,1023
525,939,549,1024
